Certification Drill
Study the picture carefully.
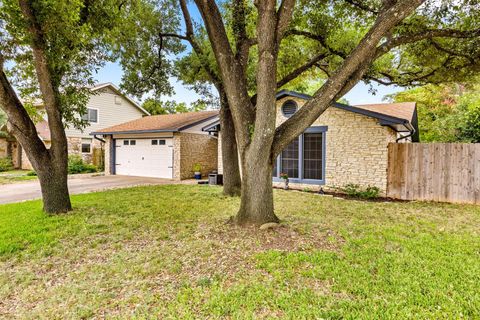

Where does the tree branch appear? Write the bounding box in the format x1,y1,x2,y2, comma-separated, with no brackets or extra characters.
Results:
342,0,378,14
276,52,329,88
285,29,348,58
276,0,296,43
376,28,480,57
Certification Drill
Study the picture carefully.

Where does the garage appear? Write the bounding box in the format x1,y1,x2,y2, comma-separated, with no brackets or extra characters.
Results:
115,138,173,179
92,111,220,180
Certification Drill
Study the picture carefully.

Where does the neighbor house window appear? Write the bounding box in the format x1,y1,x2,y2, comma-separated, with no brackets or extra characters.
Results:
81,138,92,153
81,108,98,123
273,126,327,184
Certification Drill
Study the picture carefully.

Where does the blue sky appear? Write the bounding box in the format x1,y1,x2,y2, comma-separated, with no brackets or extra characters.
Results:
94,61,402,106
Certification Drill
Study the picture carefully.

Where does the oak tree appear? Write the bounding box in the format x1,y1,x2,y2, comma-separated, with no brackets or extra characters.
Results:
188,0,480,225
0,0,129,213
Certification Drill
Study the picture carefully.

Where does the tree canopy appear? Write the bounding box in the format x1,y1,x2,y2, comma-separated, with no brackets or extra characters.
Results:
389,79,480,142
141,98,207,115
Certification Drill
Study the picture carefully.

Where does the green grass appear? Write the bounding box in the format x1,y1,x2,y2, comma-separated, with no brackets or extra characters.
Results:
0,170,37,184
0,185,479,318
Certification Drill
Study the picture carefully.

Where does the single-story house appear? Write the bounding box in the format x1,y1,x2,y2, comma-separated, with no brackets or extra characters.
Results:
0,83,149,170
203,90,419,194
91,111,219,180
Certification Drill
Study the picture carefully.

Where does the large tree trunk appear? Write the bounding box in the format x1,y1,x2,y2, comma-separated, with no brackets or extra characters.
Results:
219,92,241,196
235,147,279,225
35,155,71,213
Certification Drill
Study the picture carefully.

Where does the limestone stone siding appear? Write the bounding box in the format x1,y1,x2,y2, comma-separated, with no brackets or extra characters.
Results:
176,132,218,180
104,135,113,175
217,132,223,174
275,97,398,194
0,138,7,158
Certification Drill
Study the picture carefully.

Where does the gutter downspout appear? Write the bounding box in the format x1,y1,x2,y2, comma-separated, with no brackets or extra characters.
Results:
396,122,416,142
93,135,106,143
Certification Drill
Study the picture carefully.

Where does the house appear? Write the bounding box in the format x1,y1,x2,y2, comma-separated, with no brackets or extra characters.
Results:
0,83,149,170
203,90,419,194
91,111,219,180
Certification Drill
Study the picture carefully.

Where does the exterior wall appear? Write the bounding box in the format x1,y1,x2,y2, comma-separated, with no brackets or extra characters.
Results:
0,138,7,158
217,132,223,174
104,135,112,175
275,97,397,193
177,132,218,180
63,87,146,138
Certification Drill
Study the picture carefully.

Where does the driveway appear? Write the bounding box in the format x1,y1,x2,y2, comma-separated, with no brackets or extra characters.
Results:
0,175,178,205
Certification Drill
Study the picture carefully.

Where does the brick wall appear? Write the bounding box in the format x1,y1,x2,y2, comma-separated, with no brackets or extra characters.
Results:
276,97,397,194
0,138,7,158
177,132,218,180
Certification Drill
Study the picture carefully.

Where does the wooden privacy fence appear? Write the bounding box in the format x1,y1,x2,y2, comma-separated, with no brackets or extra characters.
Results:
387,143,480,204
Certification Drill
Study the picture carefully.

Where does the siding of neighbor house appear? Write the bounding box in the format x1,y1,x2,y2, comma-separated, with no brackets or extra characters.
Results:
273,96,397,194
104,131,218,180
64,87,145,138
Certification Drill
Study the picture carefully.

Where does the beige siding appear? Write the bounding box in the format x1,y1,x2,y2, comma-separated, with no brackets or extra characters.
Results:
64,88,145,138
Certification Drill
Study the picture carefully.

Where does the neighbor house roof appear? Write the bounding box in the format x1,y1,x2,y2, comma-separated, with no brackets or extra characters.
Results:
89,83,150,116
21,82,150,116
91,111,219,135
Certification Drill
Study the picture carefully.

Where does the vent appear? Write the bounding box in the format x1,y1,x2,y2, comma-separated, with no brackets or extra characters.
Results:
281,100,298,117
114,96,122,105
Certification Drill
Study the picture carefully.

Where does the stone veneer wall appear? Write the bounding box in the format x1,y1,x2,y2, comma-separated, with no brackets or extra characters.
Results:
176,132,218,180
104,135,112,175
19,137,103,170
275,96,397,194
0,138,7,158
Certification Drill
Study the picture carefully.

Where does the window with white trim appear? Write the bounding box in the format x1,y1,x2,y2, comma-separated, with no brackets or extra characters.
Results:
81,108,98,123
81,138,92,153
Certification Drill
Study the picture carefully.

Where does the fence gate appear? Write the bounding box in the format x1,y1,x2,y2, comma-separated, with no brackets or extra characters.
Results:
387,143,480,204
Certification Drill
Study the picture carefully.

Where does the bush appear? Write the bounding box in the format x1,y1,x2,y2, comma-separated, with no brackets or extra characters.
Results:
26,171,37,176
342,184,380,199
0,157,14,172
68,155,97,174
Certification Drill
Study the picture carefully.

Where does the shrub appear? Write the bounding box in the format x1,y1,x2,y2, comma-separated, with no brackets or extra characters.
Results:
0,157,14,172
26,171,37,176
68,155,97,174
192,163,202,172
342,184,380,199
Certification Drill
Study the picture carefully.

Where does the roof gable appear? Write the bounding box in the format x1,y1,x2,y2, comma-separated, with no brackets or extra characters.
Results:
89,83,150,116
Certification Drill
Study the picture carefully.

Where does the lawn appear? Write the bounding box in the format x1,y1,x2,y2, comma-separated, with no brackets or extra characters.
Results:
0,185,479,319
0,170,37,184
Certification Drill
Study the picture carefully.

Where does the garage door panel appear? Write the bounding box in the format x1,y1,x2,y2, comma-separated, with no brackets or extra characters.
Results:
115,138,173,179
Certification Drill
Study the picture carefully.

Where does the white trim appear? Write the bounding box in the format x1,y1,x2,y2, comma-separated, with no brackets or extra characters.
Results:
89,83,150,116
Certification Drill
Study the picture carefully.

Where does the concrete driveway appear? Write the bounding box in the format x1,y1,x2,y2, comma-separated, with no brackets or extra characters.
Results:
0,175,177,205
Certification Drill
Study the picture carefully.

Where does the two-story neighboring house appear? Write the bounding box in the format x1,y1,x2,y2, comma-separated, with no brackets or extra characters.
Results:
0,83,149,170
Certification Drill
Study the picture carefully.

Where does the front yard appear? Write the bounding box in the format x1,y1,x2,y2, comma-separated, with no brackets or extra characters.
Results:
0,185,479,318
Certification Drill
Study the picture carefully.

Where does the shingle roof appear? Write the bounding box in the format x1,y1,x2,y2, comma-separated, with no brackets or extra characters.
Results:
352,102,416,124
92,111,219,135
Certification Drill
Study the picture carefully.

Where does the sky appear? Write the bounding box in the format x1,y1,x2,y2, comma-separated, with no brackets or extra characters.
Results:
94,61,403,107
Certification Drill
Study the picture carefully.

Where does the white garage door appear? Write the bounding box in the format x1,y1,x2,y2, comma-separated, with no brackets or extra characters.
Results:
115,138,173,179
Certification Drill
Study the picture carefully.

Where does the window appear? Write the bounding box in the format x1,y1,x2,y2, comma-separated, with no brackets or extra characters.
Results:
303,133,323,180
130,140,136,145
81,108,98,123
152,140,158,145
281,138,299,178
159,139,166,145
81,138,92,153
273,126,327,184
281,100,298,118
123,140,129,145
